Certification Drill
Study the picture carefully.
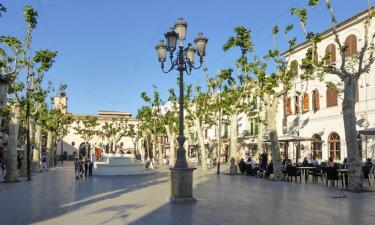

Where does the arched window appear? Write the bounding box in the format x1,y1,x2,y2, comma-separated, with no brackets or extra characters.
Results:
312,89,320,111
325,43,336,64
294,95,300,114
290,60,298,76
312,134,322,159
345,34,357,57
326,86,338,107
328,132,341,160
284,96,291,115
303,92,310,112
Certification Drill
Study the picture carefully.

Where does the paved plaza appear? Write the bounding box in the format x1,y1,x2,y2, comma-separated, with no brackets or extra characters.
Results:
1,163,375,225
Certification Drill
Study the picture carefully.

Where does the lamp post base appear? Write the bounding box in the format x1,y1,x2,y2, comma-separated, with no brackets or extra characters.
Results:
170,167,196,203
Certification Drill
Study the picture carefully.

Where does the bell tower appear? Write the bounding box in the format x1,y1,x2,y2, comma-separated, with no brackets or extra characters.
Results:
54,95,67,114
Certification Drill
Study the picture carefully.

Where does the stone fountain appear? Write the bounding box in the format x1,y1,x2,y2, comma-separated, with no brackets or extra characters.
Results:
93,153,154,176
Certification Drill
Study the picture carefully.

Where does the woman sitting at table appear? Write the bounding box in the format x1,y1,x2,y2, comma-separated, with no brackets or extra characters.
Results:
364,158,373,167
245,158,254,175
327,156,335,167
311,157,319,167
302,157,309,166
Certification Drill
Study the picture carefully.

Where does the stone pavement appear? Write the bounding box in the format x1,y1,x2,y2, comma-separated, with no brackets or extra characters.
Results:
1,163,375,225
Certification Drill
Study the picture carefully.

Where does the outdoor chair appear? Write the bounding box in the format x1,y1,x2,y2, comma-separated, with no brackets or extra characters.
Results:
325,167,339,187
363,166,372,186
245,164,253,176
312,166,323,183
286,165,302,182
265,164,273,179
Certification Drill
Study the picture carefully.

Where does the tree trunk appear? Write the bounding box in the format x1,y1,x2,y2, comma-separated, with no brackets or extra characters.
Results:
343,76,363,191
230,113,238,160
46,131,53,168
184,121,189,162
32,124,42,172
267,99,283,181
165,126,176,166
19,143,27,176
151,134,156,161
195,117,207,170
4,103,21,182
158,135,163,165
49,135,56,168
145,135,150,160
0,81,8,129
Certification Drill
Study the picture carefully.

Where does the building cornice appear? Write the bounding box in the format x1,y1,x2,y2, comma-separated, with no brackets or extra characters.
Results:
282,6,373,57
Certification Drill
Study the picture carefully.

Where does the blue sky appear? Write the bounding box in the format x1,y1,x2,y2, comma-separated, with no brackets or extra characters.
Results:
0,0,369,116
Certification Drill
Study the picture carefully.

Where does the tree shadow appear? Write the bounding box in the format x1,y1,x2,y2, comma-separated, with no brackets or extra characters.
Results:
0,168,169,225
288,116,310,135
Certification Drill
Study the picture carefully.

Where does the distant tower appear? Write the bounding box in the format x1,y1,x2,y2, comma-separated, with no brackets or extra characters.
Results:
54,95,68,114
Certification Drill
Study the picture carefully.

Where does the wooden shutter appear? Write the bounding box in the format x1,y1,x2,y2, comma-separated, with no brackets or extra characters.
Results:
326,87,338,107
303,93,309,112
345,35,357,57
285,97,291,115
312,89,320,111
325,44,336,64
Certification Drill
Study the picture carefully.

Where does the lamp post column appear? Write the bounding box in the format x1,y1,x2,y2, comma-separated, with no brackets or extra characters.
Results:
175,45,188,169
170,45,196,203
155,19,207,203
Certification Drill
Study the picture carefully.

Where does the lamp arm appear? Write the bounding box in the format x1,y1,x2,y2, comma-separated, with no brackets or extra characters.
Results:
186,56,204,70
161,58,177,73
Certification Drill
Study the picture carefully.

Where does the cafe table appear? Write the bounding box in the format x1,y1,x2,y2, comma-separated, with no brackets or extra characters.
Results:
297,166,316,182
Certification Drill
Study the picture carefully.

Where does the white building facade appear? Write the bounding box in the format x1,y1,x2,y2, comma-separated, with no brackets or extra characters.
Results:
281,8,375,162
55,96,140,160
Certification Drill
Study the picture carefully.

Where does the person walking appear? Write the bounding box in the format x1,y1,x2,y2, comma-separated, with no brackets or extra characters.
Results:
79,159,84,179
88,160,93,176
84,159,89,177
41,155,48,172
74,158,80,179
17,153,23,175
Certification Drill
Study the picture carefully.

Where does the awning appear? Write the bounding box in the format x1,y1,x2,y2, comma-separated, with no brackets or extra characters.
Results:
262,134,311,142
359,128,375,135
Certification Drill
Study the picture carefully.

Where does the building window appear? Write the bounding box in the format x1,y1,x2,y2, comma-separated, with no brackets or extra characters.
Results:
224,124,228,138
344,34,357,57
328,132,341,160
311,134,322,159
294,95,300,114
284,96,291,116
250,118,259,136
71,141,75,147
303,92,309,112
204,130,208,139
325,43,336,64
326,86,338,107
312,89,320,112
290,60,298,76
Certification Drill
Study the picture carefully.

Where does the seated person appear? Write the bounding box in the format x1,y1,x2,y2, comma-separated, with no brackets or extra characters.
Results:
245,158,254,175
364,158,373,167
311,157,319,167
327,156,335,167
238,158,246,175
265,161,273,178
302,157,309,166
282,157,292,166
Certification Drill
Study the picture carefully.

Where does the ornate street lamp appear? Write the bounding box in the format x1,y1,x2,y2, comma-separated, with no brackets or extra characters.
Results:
155,18,208,202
